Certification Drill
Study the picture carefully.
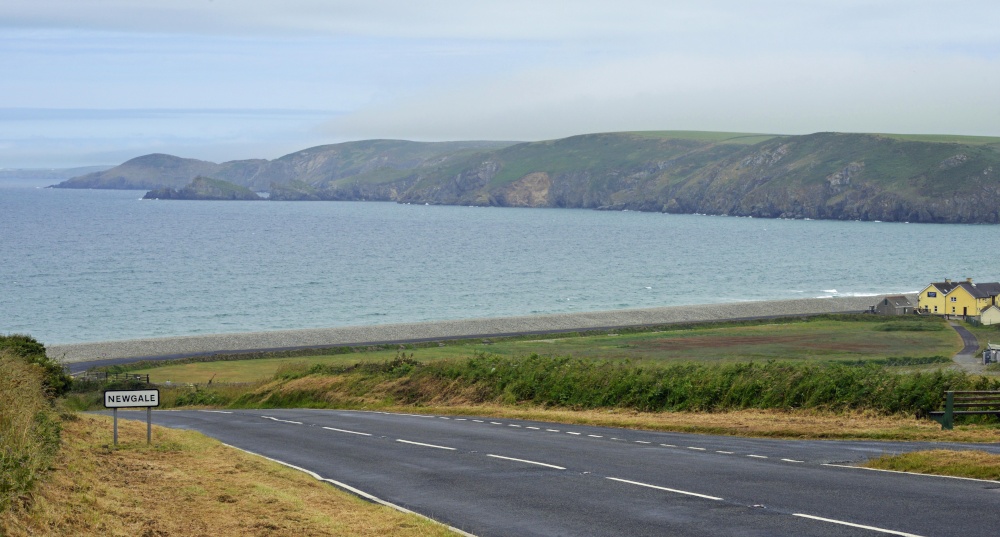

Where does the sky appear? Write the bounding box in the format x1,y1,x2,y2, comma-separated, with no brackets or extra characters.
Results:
1,1,999,168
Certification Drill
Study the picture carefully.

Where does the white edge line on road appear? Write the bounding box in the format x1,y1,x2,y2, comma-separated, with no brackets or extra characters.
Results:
606,477,723,501
487,454,566,470
198,410,233,414
220,443,477,537
821,463,1000,484
396,439,457,451
322,426,372,436
793,513,925,537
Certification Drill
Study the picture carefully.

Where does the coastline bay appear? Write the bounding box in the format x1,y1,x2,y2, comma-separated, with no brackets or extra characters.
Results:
2,186,993,346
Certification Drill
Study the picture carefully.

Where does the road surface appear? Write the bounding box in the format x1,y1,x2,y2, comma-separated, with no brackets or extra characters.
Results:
108,409,1000,537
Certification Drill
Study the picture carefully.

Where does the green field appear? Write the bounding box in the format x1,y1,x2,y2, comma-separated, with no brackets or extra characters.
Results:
132,315,959,385
876,133,1000,146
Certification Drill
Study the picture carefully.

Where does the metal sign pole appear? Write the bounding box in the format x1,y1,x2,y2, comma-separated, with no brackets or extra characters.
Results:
113,408,118,446
147,407,152,444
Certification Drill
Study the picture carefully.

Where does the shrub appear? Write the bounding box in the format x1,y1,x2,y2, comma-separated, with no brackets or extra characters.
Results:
0,334,72,397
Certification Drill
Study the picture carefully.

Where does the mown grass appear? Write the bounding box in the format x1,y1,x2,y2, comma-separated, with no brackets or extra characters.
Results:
0,414,455,536
865,449,1000,480
123,315,959,384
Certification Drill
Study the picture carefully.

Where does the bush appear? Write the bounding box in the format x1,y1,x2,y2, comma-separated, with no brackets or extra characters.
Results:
0,334,72,397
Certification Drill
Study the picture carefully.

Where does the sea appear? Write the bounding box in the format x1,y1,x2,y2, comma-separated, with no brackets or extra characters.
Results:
2,183,997,345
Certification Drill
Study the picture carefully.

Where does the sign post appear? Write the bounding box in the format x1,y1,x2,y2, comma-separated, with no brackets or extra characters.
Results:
103,389,160,446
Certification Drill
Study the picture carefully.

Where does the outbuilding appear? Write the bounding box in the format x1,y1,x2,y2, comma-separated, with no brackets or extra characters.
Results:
872,295,914,315
981,305,1000,326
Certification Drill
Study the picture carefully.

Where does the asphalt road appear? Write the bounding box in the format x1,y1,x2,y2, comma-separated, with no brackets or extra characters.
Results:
108,409,1000,537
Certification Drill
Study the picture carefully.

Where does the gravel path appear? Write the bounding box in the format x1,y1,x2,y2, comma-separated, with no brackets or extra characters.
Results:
48,295,896,364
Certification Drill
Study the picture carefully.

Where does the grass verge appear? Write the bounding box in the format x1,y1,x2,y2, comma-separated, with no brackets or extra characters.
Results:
0,347,62,513
0,414,456,537
865,449,1000,480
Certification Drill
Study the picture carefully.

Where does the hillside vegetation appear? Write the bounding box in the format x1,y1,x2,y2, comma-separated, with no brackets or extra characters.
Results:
53,130,1000,223
0,335,68,513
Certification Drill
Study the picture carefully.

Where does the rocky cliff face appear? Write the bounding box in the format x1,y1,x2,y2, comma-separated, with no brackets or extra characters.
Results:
143,176,262,200
57,132,1000,223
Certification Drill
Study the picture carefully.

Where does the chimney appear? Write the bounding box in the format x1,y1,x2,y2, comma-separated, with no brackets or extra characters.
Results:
945,278,952,284
967,277,973,284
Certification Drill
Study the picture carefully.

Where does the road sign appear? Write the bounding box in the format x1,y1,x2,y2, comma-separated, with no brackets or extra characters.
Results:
103,389,160,445
104,389,159,408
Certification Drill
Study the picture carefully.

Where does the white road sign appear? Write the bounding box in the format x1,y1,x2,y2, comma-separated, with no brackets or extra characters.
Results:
104,389,160,408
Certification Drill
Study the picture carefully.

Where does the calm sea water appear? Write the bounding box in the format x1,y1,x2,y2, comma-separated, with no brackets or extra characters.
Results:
2,185,996,345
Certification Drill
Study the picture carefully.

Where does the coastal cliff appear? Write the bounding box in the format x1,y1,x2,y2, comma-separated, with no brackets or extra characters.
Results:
57,131,1000,223
142,176,262,200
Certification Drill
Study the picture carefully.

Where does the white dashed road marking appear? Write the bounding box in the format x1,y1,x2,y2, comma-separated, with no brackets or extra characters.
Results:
262,416,302,424
487,454,566,470
322,426,372,436
793,514,926,537
606,477,724,501
396,439,457,451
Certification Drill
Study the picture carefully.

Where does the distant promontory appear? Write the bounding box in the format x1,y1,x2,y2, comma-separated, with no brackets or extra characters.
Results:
143,176,262,201
53,131,1000,224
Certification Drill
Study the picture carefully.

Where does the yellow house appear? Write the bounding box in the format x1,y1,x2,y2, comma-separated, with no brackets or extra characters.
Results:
918,278,1000,318
917,281,954,314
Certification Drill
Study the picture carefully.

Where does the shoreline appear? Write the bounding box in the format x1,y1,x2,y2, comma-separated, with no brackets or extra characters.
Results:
49,295,898,366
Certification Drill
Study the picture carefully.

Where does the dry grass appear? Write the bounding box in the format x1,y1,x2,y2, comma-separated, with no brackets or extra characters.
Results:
370,404,1000,442
865,450,1000,480
0,414,456,537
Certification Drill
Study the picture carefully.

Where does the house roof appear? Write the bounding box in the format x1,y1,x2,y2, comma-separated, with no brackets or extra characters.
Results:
927,280,1000,299
928,281,961,294
881,295,913,307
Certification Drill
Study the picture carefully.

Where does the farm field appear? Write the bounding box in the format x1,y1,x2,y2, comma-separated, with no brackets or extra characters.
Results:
131,316,960,384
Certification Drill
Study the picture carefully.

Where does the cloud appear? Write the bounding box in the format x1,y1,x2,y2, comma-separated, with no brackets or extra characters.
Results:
326,51,1000,140
1,1,997,50
2,1,999,167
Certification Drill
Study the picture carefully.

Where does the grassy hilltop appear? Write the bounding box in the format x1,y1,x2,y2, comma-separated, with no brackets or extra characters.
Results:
54,130,1000,223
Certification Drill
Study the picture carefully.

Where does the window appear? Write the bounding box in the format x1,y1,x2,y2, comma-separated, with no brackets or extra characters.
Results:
951,297,957,302
927,292,937,298
934,306,938,312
